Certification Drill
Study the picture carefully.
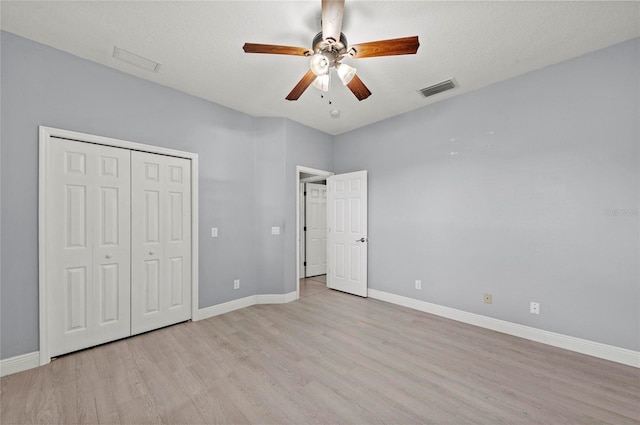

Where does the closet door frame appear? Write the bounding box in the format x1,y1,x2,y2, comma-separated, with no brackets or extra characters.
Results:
38,126,199,366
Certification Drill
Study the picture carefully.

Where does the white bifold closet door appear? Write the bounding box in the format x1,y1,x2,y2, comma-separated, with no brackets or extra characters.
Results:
47,138,132,357
130,151,191,335
47,138,192,357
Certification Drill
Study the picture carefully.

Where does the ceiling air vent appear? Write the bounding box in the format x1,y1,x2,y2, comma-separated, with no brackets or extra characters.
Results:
419,79,456,98
113,46,161,72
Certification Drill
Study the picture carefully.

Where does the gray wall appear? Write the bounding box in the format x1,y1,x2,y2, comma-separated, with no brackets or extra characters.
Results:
254,118,333,295
284,120,333,294
0,32,332,359
334,38,640,351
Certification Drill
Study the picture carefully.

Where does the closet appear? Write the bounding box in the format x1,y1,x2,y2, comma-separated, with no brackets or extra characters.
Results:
44,136,192,357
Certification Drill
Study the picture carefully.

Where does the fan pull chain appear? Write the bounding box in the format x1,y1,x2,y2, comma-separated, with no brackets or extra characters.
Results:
320,94,334,106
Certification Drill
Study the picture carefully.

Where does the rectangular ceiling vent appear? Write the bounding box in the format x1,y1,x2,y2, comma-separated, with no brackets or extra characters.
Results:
113,46,161,72
419,79,456,98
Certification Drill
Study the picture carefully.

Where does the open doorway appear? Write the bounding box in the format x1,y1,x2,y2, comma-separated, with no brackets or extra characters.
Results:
296,166,333,299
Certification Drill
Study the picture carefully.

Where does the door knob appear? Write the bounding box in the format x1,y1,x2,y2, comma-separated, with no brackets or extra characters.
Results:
356,237,366,243
149,251,154,255
105,254,111,259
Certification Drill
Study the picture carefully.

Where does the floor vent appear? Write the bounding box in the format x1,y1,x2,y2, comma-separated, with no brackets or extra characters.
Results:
419,79,456,98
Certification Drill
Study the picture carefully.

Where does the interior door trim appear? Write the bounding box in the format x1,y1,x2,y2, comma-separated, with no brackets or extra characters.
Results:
38,126,199,366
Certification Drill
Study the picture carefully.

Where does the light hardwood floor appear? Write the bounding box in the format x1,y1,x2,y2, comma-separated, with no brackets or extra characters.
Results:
299,275,328,298
2,289,639,424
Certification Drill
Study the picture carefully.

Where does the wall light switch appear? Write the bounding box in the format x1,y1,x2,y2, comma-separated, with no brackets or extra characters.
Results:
211,227,218,238
271,226,280,235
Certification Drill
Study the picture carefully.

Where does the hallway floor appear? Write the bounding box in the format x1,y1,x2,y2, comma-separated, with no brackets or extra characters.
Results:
299,274,327,298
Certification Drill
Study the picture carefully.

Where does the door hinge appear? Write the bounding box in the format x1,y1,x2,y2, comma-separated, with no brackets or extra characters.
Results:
304,226,307,231
303,261,307,266
304,192,307,196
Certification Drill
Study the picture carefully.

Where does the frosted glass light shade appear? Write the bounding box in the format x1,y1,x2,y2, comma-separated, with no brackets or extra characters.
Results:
312,74,329,91
337,63,356,85
310,53,329,76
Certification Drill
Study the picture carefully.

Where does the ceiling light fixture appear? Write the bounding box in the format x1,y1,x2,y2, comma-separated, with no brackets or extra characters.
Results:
310,53,330,76
336,63,356,85
312,74,330,91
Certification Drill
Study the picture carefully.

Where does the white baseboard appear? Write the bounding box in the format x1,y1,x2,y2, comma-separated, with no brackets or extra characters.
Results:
197,291,297,321
368,289,640,368
257,291,297,304
196,295,257,320
0,351,40,377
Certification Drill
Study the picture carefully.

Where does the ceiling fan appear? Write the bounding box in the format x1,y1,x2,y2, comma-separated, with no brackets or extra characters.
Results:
243,0,420,101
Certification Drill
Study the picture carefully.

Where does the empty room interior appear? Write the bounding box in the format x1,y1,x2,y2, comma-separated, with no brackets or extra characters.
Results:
1,1,639,424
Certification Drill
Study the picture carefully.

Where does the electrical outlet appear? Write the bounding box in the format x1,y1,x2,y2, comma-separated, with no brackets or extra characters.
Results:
415,280,422,290
530,302,540,315
484,293,492,304
233,279,240,290
211,227,218,238
271,226,280,235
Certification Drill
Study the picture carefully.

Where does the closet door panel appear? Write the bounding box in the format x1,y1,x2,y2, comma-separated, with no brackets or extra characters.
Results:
91,144,131,345
164,156,191,316
47,139,131,357
131,152,191,335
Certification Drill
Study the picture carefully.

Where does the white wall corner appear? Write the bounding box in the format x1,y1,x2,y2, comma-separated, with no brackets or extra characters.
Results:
256,291,297,304
368,289,640,369
197,291,297,321
0,351,41,377
197,295,257,320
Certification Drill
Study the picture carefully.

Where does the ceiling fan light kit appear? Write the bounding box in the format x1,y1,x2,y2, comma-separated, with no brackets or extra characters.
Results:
336,63,356,85
310,53,330,76
312,74,330,91
242,0,419,102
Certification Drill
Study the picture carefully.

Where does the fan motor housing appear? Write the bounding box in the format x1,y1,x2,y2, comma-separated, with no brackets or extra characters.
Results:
313,31,348,56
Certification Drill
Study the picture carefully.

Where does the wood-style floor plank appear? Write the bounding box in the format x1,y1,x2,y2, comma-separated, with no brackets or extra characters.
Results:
2,288,639,424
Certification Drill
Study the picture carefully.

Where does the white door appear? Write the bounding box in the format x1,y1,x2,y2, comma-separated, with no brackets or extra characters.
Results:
131,152,192,335
47,138,131,356
327,171,368,297
305,183,327,277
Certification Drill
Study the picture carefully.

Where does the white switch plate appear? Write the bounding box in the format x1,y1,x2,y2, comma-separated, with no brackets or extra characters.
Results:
271,226,280,235
415,280,422,290
211,227,218,238
233,279,240,289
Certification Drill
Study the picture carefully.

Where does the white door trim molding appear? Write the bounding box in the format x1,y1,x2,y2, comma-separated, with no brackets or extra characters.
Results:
369,289,640,368
295,166,333,299
38,126,199,366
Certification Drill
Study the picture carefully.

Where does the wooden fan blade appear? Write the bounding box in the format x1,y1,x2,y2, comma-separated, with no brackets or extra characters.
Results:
286,70,317,101
350,36,420,58
346,74,372,101
243,43,312,56
322,0,345,42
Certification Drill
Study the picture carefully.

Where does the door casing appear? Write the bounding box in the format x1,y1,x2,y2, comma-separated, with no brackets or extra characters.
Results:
39,126,199,365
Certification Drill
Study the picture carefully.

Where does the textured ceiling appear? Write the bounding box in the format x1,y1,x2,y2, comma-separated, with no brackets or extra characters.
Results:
1,1,638,135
